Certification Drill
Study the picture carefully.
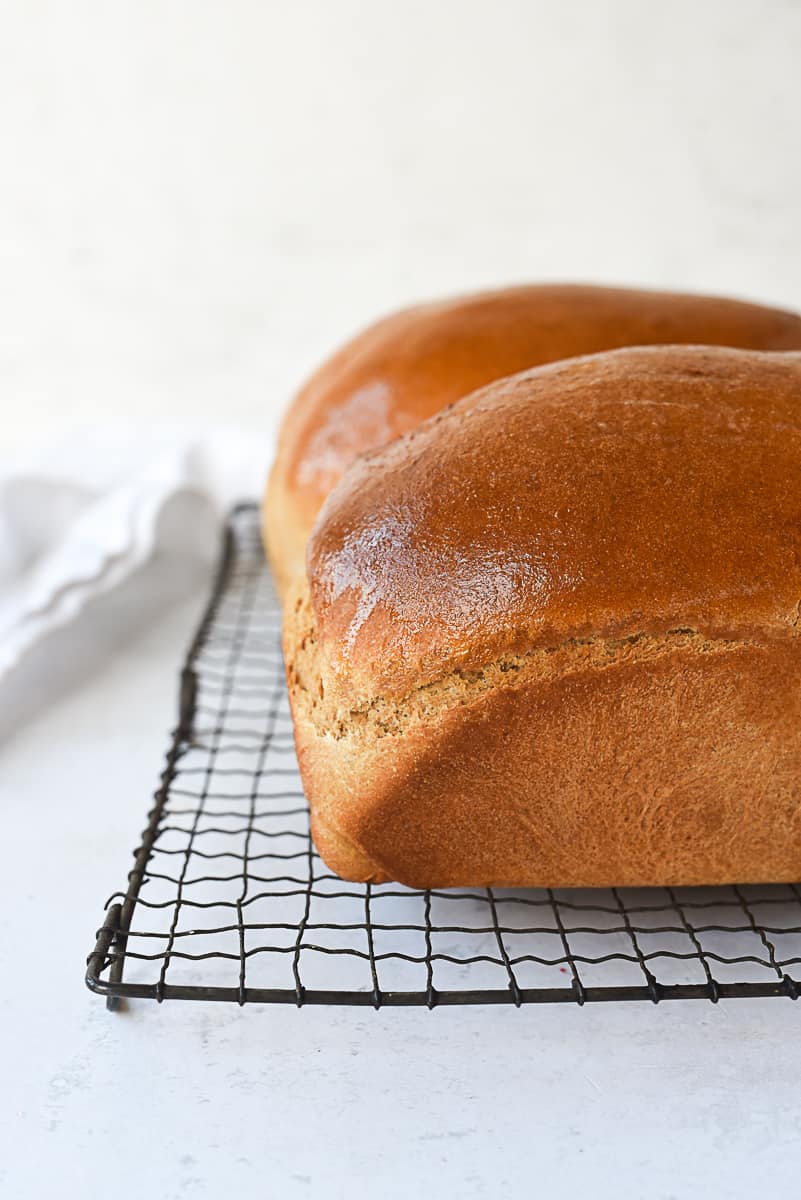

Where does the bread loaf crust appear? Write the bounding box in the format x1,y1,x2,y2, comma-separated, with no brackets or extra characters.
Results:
288,613,801,887
309,347,801,699
288,346,801,887
266,285,801,593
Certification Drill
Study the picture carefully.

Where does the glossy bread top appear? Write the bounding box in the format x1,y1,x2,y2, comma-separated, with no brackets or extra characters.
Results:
278,284,801,528
307,346,801,700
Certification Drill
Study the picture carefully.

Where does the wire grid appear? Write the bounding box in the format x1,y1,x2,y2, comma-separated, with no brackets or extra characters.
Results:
87,503,801,1008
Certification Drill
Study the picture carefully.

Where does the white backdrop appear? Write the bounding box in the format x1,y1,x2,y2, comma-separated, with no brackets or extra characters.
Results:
1,0,800,456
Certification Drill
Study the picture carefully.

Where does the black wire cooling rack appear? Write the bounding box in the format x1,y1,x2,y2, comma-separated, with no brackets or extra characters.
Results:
86,504,801,1009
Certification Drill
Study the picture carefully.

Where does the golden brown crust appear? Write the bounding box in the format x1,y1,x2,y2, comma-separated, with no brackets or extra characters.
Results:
288,604,801,887
309,346,801,701
266,285,801,592
287,345,801,887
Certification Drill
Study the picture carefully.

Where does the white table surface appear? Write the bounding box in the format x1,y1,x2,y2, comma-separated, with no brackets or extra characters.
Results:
3,569,801,1200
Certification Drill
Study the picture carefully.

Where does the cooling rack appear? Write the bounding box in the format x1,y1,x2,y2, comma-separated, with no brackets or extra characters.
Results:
86,504,801,1009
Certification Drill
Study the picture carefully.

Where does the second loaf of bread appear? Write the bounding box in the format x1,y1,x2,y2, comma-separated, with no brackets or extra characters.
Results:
285,346,801,889
265,285,801,594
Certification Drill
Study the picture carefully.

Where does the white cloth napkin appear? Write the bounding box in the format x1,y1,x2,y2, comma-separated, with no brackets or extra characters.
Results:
0,424,267,695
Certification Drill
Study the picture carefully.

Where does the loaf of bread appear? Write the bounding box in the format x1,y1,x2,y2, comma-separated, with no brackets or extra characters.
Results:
266,285,801,594
285,345,801,888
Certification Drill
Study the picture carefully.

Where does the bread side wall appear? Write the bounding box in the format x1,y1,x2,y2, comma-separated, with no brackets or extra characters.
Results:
286,598,801,887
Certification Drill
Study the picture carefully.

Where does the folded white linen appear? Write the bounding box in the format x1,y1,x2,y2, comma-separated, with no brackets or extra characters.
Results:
0,424,266,688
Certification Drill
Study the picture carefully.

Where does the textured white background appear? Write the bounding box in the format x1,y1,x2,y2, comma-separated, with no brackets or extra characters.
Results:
1,0,800,453
3,3,801,1198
